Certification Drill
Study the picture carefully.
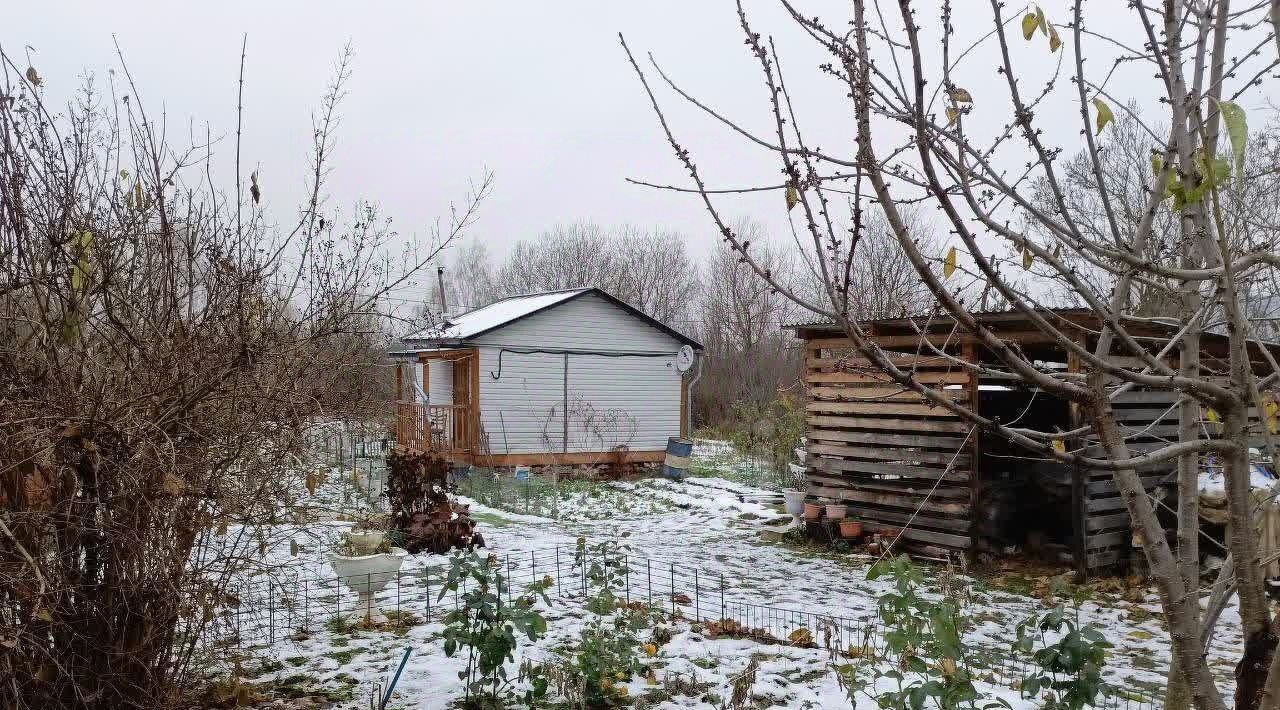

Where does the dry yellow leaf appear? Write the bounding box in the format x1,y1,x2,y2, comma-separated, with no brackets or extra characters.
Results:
943,246,958,279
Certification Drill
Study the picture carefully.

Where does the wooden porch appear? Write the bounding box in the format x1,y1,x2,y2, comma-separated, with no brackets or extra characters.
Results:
393,402,477,456
393,347,481,460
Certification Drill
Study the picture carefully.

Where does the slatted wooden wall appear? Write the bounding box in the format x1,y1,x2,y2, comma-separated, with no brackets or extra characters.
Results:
1074,353,1277,570
803,338,976,559
1077,374,1178,570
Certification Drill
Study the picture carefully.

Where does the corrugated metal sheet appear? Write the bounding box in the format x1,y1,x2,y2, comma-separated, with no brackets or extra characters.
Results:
405,288,589,342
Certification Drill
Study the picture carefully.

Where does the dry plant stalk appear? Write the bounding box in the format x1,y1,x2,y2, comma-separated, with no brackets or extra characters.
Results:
0,43,488,709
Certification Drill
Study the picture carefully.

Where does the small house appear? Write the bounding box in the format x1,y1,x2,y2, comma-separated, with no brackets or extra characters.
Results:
391,287,702,467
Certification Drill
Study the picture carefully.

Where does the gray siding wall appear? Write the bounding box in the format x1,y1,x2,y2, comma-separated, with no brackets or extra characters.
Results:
427,360,454,406
471,293,686,455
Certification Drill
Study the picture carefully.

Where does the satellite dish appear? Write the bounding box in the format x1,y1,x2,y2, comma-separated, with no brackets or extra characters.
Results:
675,345,696,373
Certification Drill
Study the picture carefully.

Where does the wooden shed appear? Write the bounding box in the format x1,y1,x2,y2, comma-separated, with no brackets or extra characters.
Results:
790,309,1278,575
390,287,702,467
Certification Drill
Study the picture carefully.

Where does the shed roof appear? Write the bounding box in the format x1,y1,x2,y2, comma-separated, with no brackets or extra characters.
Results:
786,307,1280,363
402,287,702,349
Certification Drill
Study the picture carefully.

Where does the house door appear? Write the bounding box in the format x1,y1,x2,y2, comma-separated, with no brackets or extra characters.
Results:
451,352,474,451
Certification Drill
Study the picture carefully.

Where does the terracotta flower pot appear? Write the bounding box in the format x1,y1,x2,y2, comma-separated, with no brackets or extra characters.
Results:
825,504,847,520
802,502,822,520
839,520,863,539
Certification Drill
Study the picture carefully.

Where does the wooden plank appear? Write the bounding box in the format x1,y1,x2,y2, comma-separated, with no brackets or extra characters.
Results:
808,472,972,499
842,505,972,532
1086,474,1167,495
808,426,967,449
804,331,1059,350
807,442,969,466
808,386,968,403
896,525,973,549
806,352,960,367
809,458,970,482
1086,550,1124,569
807,401,961,417
1086,494,1128,512
809,485,970,515
1086,511,1131,532
1107,390,1183,405
806,415,970,434
806,370,972,385
1085,530,1132,549
1110,407,1181,422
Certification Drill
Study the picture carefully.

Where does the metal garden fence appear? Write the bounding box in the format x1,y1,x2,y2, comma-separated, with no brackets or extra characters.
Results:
220,541,1164,710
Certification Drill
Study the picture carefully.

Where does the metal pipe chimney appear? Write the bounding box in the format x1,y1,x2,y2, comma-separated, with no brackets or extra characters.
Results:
436,265,447,316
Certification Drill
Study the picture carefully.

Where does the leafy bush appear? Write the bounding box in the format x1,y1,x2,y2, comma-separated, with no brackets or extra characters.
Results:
551,539,651,707
725,395,805,490
838,556,1111,710
1013,604,1110,710
386,448,481,553
836,555,1006,710
438,551,552,707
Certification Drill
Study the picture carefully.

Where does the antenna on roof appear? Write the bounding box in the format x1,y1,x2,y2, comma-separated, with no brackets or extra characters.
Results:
436,266,448,317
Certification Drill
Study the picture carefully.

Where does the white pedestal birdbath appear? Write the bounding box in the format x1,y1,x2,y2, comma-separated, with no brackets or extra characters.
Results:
328,547,409,623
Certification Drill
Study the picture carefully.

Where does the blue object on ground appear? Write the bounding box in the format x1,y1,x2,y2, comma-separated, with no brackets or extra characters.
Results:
663,437,694,481
380,647,412,709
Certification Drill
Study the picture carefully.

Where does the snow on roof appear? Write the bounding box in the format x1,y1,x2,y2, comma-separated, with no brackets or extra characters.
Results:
405,288,590,342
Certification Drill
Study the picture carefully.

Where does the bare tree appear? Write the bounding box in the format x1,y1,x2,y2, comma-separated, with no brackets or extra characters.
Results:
0,42,487,709
622,2,1280,710
492,221,700,324
696,218,801,425
442,237,501,313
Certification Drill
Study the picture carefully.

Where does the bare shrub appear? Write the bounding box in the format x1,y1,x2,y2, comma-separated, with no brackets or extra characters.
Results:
0,44,487,708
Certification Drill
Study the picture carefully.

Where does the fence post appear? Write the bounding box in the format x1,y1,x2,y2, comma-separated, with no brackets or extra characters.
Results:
670,563,676,616
624,554,630,605
505,555,513,604
647,558,652,609
720,572,725,621
555,545,563,597
425,566,431,621
693,568,700,623
268,581,275,644
531,550,537,591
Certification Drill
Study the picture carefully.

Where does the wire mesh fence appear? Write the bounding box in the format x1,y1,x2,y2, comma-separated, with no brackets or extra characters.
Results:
221,542,1164,710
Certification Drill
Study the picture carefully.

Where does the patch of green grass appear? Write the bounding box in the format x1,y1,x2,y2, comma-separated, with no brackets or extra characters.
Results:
324,647,365,665
284,656,308,667
470,511,514,528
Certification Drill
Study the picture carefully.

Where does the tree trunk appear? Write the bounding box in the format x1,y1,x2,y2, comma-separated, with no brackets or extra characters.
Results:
1088,373,1227,710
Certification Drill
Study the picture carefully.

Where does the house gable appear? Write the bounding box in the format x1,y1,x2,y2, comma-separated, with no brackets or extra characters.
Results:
467,291,690,353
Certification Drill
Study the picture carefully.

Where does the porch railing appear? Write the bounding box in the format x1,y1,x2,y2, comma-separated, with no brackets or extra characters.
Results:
394,401,472,454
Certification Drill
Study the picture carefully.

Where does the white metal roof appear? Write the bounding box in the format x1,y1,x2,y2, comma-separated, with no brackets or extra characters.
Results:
406,288,590,342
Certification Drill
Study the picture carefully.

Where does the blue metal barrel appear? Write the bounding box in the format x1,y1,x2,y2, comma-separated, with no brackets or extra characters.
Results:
663,437,694,481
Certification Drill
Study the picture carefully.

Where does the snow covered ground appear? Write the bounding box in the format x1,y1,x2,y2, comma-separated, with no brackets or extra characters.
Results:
240,439,1245,709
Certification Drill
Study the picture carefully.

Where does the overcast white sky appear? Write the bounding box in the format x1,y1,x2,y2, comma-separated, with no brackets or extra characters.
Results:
7,2,1274,305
